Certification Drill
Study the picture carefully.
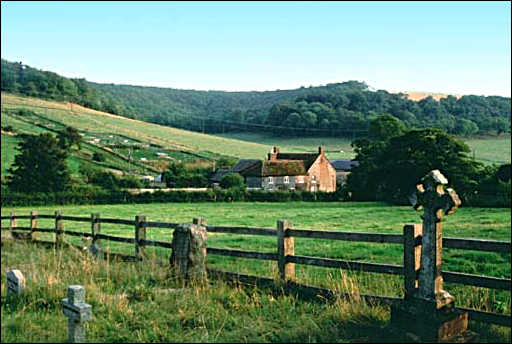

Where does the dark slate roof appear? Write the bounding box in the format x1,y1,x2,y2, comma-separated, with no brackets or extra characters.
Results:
276,153,318,170
230,159,261,173
241,160,307,177
210,169,229,183
329,159,359,171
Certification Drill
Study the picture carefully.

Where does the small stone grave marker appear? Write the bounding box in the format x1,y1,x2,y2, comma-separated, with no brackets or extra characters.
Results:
62,285,92,343
7,269,25,297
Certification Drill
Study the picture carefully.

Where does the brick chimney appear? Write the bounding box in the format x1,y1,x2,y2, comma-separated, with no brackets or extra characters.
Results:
318,146,325,155
268,146,280,161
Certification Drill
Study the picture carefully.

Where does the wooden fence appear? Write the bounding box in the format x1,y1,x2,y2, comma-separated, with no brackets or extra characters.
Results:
1,211,510,327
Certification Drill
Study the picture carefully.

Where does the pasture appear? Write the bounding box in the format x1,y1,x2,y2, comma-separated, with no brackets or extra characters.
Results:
2,202,510,321
219,132,512,165
464,135,511,165
1,93,272,160
218,133,356,160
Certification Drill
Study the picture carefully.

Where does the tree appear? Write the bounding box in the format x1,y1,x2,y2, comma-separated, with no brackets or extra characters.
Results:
161,162,187,188
496,163,511,182
58,126,82,150
453,119,479,136
347,128,482,204
220,173,245,189
7,133,72,192
92,152,106,162
368,114,406,141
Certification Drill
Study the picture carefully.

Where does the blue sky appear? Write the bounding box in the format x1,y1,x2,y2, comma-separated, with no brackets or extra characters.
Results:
1,1,510,96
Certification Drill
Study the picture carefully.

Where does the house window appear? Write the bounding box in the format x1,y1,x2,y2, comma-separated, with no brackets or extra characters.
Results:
284,176,289,184
268,176,273,184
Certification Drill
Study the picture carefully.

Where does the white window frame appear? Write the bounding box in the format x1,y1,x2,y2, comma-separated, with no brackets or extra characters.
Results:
268,176,273,184
284,176,289,184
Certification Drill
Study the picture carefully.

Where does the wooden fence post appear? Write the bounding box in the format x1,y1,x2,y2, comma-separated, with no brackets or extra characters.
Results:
135,215,147,261
403,223,422,300
277,219,294,282
9,212,16,238
30,211,38,241
193,217,207,226
55,210,64,249
91,213,101,257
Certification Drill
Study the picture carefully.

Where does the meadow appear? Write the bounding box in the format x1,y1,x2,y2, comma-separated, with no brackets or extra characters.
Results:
220,132,512,164
2,202,510,322
464,135,511,165
1,93,272,160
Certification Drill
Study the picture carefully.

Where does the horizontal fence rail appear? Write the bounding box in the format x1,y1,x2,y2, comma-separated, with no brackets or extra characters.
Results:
206,225,276,236
207,247,278,261
289,229,403,244
443,271,511,291
444,237,511,253
288,255,403,275
2,211,510,328
59,216,92,222
145,221,180,229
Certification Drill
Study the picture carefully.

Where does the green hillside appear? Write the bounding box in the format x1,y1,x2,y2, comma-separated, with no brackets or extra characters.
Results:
2,93,510,183
0,93,275,179
2,59,510,139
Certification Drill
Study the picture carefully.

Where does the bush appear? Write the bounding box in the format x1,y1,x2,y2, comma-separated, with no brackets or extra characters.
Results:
92,152,106,162
117,175,142,188
2,183,507,208
219,173,245,189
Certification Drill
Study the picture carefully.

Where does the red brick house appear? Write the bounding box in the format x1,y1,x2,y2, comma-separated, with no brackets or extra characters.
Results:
232,146,336,192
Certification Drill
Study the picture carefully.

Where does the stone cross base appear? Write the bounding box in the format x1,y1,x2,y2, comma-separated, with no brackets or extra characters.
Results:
170,223,207,283
390,301,477,342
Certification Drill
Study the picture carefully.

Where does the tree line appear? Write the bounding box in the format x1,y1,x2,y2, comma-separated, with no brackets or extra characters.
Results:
344,115,511,207
2,59,510,138
2,117,509,207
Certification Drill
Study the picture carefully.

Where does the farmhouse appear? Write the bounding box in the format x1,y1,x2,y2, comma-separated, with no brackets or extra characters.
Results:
220,146,336,192
329,159,359,185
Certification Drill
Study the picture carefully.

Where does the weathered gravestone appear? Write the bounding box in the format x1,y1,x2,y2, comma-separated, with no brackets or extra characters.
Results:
7,269,26,297
390,170,476,342
62,285,92,343
170,218,207,283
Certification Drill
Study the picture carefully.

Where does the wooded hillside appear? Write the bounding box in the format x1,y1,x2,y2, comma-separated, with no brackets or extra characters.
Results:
2,59,510,137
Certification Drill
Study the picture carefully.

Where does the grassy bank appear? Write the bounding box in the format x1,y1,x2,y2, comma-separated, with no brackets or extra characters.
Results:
1,239,510,342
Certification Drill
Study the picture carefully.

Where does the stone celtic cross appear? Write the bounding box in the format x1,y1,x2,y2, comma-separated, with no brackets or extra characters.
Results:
62,285,92,343
409,170,461,310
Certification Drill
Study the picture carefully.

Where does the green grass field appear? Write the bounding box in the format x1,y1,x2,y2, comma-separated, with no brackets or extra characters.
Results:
4,239,508,343
0,134,19,177
2,202,510,320
1,202,510,342
218,133,357,160
1,93,272,159
220,132,511,164
464,135,511,165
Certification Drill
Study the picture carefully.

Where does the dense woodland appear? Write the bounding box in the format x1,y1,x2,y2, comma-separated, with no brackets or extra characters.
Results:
2,59,510,137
